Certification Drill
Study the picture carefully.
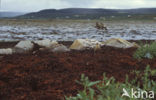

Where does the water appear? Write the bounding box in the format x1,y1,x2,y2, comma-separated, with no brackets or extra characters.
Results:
0,21,156,41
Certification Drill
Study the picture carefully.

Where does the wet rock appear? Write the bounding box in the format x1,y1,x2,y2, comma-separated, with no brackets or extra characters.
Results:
51,30,59,34
132,36,136,38
120,33,125,37
14,40,34,53
70,39,102,50
103,38,139,48
129,30,141,35
34,39,58,48
105,35,111,37
0,48,13,54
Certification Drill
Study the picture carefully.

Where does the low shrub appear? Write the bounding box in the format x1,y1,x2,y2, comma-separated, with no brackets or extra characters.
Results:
133,42,156,59
65,65,156,100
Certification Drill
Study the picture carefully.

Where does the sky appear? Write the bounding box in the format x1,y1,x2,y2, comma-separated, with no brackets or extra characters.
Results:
1,0,156,12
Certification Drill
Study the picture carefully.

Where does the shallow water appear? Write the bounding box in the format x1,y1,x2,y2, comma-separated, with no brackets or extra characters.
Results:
0,21,156,41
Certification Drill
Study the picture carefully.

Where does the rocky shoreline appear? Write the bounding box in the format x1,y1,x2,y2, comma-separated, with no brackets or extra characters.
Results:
0,39,154,49
0,38,149,55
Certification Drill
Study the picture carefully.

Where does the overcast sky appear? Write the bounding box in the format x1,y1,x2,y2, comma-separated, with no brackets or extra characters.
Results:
1,0,156,12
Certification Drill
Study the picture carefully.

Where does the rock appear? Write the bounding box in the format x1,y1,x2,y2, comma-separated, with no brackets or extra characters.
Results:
103,38,139,48
51,44,70,52
39,48,46,51
34,39,69,52
129,30,141,35
14,40,34,53
34,39,58,48
0,48,13,54
39,43,70,53
70,39,102,50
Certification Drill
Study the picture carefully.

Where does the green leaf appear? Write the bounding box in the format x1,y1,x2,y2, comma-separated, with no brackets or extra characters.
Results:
88,81,100,87
89,88,95,100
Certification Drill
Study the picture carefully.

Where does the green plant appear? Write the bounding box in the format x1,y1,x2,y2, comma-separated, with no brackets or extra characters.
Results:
65,74,100,100
65,65,156,100
133,41,156,59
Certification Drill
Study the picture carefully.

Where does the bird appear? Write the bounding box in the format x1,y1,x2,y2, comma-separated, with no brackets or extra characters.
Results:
95,22,108,31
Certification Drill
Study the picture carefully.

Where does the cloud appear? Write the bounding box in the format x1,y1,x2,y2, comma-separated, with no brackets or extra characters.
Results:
1,0,156,12
90,0,156,9
2,0,70,12
64,0,94,8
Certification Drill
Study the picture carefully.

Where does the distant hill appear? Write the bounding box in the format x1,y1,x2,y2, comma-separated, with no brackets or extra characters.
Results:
16,8,156,20
118,8,156,14
0,12,26,18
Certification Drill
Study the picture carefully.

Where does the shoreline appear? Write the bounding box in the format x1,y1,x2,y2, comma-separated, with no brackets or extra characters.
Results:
0,39,155,49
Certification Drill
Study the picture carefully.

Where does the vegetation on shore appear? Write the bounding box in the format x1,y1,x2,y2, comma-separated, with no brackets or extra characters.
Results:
65,65,156,100
133,41,156,59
